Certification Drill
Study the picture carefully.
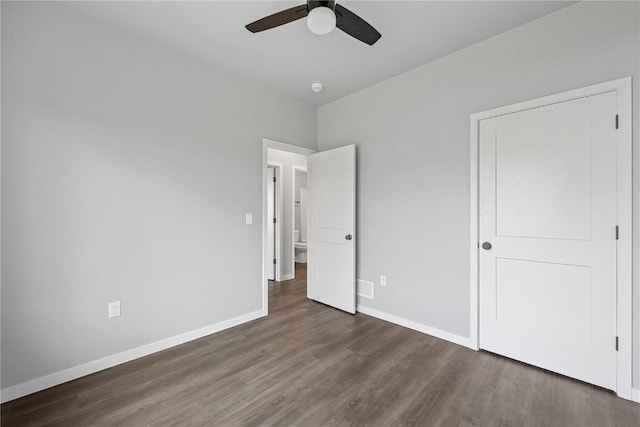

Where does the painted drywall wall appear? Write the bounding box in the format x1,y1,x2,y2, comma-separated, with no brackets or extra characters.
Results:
318,1,640,387
267,149,308,278
1,1,316,390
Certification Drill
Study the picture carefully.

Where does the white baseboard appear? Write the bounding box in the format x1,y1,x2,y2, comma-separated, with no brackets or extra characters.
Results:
632,387,640,403
356,305,475,350
1,309,265,404
280,273,294,281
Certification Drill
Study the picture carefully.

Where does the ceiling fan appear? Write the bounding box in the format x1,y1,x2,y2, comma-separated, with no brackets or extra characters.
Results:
245,1,381,46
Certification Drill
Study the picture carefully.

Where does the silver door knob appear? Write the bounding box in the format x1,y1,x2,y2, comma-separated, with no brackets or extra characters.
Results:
482,242,492,250
345,235,353,240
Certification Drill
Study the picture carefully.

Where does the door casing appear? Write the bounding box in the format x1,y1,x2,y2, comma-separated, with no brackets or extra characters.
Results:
267,163,281,281
469,77,632,399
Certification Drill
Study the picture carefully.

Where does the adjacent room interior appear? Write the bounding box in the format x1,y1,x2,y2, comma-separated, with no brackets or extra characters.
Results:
2,1,640,425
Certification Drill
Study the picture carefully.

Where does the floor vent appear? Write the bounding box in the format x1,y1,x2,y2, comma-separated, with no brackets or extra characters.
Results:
356,279,374,300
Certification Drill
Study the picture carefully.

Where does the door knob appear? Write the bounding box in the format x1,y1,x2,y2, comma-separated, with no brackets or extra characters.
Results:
345,234,353,240
482,242,492,250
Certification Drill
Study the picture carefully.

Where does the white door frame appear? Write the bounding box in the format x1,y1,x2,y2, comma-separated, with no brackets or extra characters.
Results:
469,77,632,399
267,162,282,282
291,165,308,277
262,139,315,315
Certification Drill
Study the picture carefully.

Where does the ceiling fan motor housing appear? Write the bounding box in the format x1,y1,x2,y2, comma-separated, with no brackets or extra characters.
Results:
307,1,336,12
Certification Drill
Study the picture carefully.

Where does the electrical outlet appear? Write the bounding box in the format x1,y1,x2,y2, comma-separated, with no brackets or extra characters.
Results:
380,275,387,287
108,301,121,318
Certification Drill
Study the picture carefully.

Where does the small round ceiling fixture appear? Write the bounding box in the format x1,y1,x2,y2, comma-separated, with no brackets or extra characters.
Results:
306,6,336,35
311,82,324,93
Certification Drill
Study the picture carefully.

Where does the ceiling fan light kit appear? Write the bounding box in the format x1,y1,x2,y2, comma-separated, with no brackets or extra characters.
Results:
307,6,336,35
245,0,381,46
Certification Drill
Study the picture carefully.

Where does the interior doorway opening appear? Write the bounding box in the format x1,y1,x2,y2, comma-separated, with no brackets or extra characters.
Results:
262,139,315,315
262,139,357,316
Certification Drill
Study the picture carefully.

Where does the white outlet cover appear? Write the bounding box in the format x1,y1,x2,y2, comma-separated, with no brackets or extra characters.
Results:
108,301,121,318
380,275,387,287
245,213,253,225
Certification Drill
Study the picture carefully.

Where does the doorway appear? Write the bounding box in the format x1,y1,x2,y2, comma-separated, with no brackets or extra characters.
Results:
262,139,357,317
262,139,315,315
469,77,632,398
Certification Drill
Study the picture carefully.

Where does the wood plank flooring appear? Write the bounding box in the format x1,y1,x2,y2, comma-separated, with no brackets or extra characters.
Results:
3,263,640,426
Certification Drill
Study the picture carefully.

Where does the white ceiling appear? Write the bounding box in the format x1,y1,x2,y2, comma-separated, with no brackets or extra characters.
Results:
64,1,575,106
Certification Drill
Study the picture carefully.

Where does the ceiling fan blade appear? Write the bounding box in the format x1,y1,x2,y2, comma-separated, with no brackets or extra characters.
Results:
335,4,381,45
246,4,308,33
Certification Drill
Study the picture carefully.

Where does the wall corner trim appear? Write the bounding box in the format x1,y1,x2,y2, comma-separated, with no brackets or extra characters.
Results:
1,309,266,404
356,305,474,350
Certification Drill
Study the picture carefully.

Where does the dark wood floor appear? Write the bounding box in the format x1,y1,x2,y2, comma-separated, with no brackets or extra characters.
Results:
3,263,640,426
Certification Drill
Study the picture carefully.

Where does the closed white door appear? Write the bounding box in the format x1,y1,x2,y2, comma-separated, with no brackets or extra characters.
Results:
308,145,356,314
479,91,618,390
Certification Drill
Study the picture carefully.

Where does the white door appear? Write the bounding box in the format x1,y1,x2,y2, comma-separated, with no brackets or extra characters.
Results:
267,167,276,281
308,145,356,314
479,91,618,390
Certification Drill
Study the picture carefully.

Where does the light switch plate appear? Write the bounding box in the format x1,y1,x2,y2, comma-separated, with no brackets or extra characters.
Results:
245,213,253,225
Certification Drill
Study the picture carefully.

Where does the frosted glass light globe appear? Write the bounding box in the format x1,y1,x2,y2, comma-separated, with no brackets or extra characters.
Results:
307,6,336,35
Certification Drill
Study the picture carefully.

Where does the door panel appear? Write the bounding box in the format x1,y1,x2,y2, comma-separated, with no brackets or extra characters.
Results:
496,258,591,340
496,116,591,240
479,91,617,390
308,145,356,314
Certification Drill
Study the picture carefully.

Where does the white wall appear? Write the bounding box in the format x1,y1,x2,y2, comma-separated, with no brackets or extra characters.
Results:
318,1,640,387
267,149,308,278
1,2,316,391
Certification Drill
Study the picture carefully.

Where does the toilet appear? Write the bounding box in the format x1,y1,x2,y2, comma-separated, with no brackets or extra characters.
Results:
294,230,307,263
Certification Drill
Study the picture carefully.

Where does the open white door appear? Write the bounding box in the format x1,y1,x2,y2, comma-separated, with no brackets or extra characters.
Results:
307,145,356,314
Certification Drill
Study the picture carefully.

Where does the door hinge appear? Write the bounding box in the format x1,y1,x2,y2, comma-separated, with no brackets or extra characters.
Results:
273,176,276,183
273,258,277,264
273,218,276,224
616,225,619,240
615,114,619,129
615,336,619,351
